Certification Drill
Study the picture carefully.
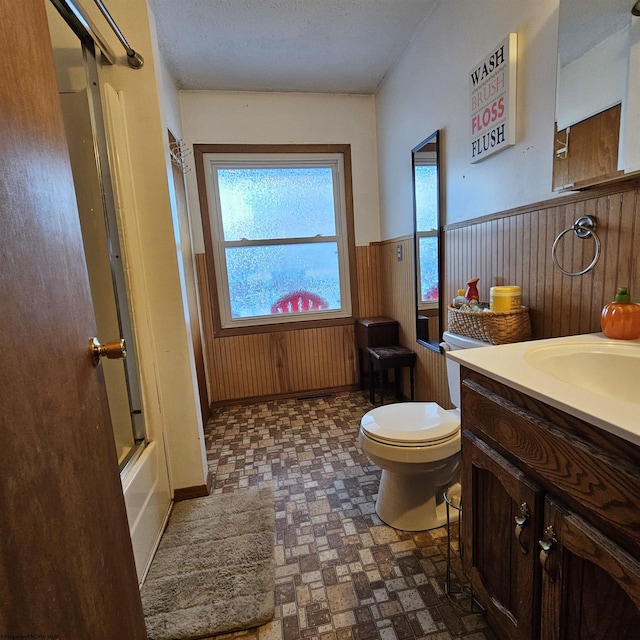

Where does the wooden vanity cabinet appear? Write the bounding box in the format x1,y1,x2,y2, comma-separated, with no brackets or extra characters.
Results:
460,367,640,640
540,497,640,640
463,430,544,640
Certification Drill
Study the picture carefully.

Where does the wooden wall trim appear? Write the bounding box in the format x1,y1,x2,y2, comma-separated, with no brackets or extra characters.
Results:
379,235,413,244
209,383,359,409
174,486,209,501
174,470,213,502
445,175,640,231
195,253,214,401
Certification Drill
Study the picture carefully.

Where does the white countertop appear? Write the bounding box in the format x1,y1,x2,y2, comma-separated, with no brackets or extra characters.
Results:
446,332,640,447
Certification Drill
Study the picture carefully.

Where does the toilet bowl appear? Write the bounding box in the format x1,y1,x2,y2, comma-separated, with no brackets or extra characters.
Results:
359,330,490,531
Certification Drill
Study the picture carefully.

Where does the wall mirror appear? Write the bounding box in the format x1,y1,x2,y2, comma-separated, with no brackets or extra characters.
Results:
556,0,630,130
412,130,442,352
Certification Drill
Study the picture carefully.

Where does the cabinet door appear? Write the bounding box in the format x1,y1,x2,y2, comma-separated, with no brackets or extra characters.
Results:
462,430,544,640
552,104,623,191
540,497,640,640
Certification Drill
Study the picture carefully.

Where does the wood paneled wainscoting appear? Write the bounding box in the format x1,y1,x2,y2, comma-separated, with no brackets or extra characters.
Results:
195,245,384,406
194,178,640,409
444,178,640,341
378,178,640,411
378,237,450,408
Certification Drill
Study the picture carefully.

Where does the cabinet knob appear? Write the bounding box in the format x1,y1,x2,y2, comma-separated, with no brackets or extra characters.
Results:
514,502,530,554
538,525,558,582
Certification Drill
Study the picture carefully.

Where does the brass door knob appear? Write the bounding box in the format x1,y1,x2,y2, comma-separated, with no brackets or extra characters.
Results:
89,337,126,366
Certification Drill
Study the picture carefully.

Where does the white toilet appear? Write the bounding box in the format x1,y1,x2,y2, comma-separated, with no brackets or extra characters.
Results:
358,331,491,531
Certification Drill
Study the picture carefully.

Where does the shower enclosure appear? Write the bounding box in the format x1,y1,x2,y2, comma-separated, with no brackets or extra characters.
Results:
46,2,145,471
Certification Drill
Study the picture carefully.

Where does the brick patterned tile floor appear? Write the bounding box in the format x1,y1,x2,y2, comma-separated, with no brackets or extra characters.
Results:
203,391,495,640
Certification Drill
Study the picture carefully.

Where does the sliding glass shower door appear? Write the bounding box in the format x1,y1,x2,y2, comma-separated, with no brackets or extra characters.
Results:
47,2,145,470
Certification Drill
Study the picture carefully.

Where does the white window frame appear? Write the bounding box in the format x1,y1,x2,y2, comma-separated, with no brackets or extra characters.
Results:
201,150,354,331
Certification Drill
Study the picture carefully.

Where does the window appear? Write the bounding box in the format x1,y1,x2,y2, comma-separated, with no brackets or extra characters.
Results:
414,158,439,309
195,145,357,334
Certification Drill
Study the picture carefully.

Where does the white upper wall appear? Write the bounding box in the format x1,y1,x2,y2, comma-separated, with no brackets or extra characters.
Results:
155,42,183,139
556,26,627,131
376,0,560,235
179,91,380,250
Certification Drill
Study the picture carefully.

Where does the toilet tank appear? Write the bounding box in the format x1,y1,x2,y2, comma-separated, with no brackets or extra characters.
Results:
440,331,491,408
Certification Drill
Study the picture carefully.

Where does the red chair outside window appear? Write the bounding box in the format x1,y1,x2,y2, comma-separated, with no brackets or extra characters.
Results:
271,291,328,314
423,283,439,302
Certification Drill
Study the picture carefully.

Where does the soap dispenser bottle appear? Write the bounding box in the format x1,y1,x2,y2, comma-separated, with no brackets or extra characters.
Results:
601,287,640,340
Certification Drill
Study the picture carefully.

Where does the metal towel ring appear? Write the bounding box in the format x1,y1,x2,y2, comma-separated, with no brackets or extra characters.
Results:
551,215,601,276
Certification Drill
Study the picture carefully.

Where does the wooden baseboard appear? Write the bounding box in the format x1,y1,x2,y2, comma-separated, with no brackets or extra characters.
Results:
209,383,360,410
173,469,213,502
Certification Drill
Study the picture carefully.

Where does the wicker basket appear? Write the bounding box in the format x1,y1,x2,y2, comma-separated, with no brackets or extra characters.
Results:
447,305,531,345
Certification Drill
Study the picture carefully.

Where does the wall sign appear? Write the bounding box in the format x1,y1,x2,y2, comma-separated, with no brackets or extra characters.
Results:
470,33,517,163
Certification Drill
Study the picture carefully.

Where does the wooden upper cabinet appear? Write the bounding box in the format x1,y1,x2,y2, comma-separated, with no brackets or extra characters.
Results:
553,104,623,192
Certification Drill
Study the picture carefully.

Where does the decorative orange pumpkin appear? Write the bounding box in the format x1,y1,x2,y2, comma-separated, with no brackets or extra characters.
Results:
601,287,640,340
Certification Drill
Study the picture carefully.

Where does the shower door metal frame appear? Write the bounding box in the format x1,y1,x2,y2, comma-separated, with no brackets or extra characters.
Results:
51,0,146,467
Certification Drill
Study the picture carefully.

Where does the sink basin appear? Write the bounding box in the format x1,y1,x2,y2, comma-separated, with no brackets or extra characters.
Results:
524,341,640,404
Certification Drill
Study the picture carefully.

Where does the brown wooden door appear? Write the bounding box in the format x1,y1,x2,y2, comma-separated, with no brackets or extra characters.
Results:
0,1,147,637
462,430,544,640
540,497,640,640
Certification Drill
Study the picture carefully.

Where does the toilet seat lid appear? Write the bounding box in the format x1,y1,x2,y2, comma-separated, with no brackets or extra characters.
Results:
360,402,460,446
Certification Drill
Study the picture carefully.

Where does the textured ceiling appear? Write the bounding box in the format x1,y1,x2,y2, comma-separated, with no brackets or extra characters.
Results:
148,0,438,93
